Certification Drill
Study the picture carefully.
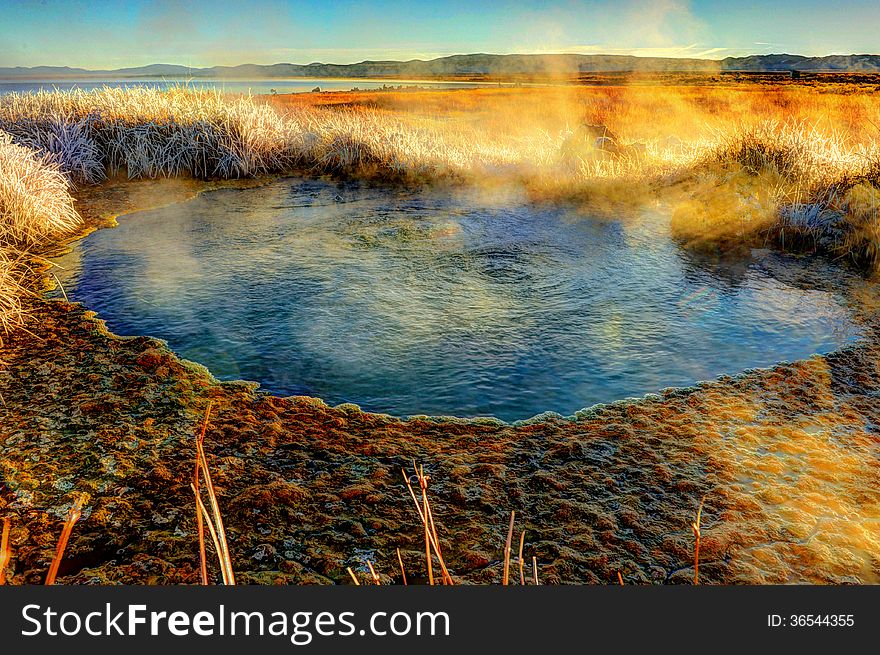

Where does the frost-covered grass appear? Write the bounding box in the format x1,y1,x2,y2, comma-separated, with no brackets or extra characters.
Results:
0,132,79,243
0,86,702,185
0,87,292,181
0,131,80,339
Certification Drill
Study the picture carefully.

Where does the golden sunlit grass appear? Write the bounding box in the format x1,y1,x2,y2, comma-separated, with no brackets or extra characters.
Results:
277,85,880,264
670,120,880,260
0,85,875,275
0,132,80,244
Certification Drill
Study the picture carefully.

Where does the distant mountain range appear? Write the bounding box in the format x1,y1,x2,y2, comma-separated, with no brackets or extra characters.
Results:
2,53,880,79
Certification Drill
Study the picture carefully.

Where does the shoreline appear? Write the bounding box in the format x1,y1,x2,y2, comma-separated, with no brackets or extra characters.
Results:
2,175,879,584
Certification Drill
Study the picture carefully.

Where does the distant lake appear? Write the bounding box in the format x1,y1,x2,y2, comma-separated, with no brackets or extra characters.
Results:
0,77,498,96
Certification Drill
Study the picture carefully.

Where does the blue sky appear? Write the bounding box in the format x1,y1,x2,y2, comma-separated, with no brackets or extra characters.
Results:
1,0,878,68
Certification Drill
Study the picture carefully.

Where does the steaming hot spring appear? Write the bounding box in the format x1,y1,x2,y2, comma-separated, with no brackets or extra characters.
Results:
50,177,861,422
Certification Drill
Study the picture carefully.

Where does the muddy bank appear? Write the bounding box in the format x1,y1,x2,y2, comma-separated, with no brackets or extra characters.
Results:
1,177,880,584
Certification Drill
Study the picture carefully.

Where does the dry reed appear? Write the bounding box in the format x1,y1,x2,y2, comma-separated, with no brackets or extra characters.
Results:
0,517,11,584
402,463,454,585
366,561,381,585
396,547,408,586
390,465,542,585
502,510,515,586
45,495,85,585
190,402,235,585
193,402,212,585
691,496,706,585
518,529,526,586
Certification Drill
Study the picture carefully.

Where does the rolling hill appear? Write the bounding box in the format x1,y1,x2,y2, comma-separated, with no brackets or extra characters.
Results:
2,53,879,80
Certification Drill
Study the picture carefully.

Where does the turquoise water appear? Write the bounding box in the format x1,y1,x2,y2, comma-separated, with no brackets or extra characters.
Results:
52,178,862,421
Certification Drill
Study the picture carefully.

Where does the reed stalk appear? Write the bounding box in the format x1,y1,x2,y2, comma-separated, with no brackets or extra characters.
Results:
45,495,85,585
193,402,212,585
691,496,706,585
502,510,515,586
191,402,235,585
396,548,408,586
367,561,381,585
401,464,454,585
0,517,11,585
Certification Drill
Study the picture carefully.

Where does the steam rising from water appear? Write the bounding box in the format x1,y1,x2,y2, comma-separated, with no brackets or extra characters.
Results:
53,177,862,421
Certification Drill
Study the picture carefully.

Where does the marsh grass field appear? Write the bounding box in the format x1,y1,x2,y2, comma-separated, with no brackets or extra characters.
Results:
1,76,880,584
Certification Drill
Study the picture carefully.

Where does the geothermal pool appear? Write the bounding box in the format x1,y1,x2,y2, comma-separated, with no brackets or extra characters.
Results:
52,178,863,421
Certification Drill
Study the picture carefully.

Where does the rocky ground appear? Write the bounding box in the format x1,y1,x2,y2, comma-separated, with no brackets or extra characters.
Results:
1,177,879,585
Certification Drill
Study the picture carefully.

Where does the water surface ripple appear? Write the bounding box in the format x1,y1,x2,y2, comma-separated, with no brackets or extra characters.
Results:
53,178,862,421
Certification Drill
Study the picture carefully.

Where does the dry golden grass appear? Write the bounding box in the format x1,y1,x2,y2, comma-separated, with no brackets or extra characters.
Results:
274,85,880,263
0,132,79,243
